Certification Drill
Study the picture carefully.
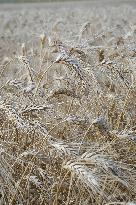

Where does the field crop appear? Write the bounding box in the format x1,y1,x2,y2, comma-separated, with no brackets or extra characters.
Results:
0,1,136,205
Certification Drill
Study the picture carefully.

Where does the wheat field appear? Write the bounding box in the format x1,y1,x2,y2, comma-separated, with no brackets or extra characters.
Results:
0,1,136,205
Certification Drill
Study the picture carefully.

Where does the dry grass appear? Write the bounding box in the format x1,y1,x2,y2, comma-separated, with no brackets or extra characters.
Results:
0,2,136,205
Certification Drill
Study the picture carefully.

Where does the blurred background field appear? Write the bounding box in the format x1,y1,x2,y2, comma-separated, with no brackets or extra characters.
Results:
1,0,62,2
0,0,82,3
3,0,125,3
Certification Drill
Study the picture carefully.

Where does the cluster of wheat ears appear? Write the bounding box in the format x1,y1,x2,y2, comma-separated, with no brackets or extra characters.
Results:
0,7,136,204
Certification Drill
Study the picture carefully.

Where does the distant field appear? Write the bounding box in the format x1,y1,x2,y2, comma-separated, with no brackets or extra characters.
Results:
0,0,136,4
1,0,58,2
0,0,80,2
0,0,67,2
